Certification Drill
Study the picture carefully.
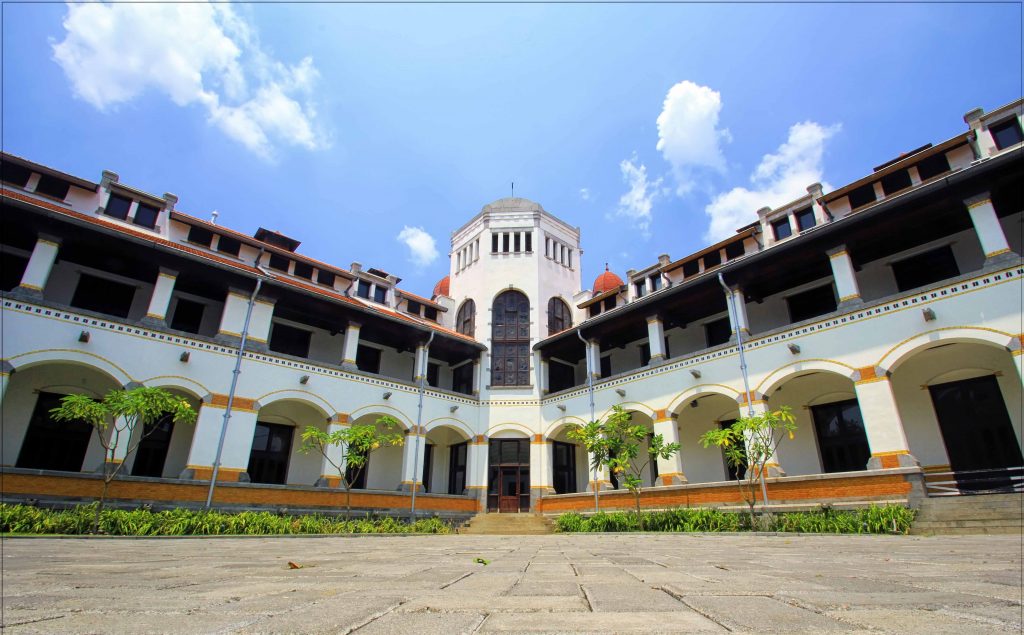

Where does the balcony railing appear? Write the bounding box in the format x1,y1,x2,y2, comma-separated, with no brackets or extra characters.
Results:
924,467,1024,496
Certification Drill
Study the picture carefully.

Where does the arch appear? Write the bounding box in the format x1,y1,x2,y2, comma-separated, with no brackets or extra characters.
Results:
600,401,656,421
491,289,531,387
486,421,533,437
456,299,475,337
6,349,132,387
756,359,858,398
877,327,1016,375
543,415,589,439
425,417,473,439
254,389,334,419
348,404,413,430
140,375,210,401
666,384,741,415
547,296,573,336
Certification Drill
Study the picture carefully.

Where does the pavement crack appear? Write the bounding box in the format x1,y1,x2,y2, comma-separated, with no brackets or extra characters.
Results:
570,563,580,577
1,614,66,627
344,599,406,634
581,585,596,612
657,586,733,632
439,571,474,590
469,612,490,633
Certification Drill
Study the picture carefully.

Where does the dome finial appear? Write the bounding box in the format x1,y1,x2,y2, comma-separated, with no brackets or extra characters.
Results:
605,262,609,272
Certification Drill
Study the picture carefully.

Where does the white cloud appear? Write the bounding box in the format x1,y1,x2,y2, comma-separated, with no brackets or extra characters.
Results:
397,226,439,267
52,2,326,159
579,187,590,201
703,121,840,242
656,81,731,194
615,155,662,237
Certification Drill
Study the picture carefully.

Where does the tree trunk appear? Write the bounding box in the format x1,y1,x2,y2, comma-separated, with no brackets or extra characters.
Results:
344,484,352,519
634,491,643,530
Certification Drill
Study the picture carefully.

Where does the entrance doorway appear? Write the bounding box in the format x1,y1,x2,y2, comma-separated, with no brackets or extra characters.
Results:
929,375,1023,492
487,438,530,512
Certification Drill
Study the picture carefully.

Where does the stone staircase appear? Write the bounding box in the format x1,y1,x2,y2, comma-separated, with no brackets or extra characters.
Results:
459,512,555,535
910,493,1023,535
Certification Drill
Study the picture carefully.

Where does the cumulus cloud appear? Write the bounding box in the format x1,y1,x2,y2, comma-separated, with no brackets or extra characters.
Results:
615,155,663,237
397,226,439,267
656,81,731,194
703,121,840,242
52,2,326,159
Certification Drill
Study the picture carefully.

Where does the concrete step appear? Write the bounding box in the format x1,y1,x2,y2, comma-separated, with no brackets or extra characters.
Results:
911,494,1023,535
910,526,1023,535
459,513,555,535
914,518,1023,529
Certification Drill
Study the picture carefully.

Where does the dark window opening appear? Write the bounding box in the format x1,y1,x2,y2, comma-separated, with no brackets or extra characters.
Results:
35,175,71,200
373,285,387,304
703,250,722,269
892,245,960,292
293,262,313,280
682,260,700,277
648,433,659,486
406,300,422,316
356,280,371,299
131,414,175,478
316,269,335,286
187,226,214,247
514,233,521,252
880,170,912,196
553,441,577,494
548,360,576,393
650,275,662,291
1,253,29,291
725,241,745,261
718,419,746,480
169,298,205,334
599,355,612,379
133,203,160,229
786,284,837,323
811,399,870,473
268,253,290,272
847,184,877,210
422,444,434,492
268,322,312,358
104,194,133,220
588,304,601,318
356,344,381,374
525,232,532,252
448,442,468,494
704,317,731,348
990,117,1024,150
456,300,475,336
16,392,93,472
346,454,368,489
640,343,650,367
634,280,646,297
502,233,510,253
490,290,531,386
603,296,616,312
1,161,33,187
71,273,136,318
795,207,816,232
423,306,438,321
491,233,499,253
452,363,474,395
216,236,241,257
771,217,793,240
547,297,572,335
916,153,951,181
426,362,440,388
247,422,293,485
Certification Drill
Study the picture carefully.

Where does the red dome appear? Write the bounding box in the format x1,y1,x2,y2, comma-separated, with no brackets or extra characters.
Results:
593,265,624,294
432,275,450,299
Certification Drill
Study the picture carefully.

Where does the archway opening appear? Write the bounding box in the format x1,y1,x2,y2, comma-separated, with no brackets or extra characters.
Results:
424,424,471,495
488,431,530,512
674,393,743,484
248,399,328,486
548,424,589,494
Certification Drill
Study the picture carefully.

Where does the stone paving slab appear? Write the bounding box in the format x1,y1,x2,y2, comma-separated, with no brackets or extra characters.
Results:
1,534,1020,634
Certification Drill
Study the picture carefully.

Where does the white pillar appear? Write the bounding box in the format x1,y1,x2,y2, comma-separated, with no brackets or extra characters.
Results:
109,416,134,467
182,397,259,482
538,354,550,394
646,315,666,365
315,415,349,487
400,425,427,492
965,192,1016,264
740,399,785,477
472,356,482,396
586,452,612,491
466,437,489,511
854,368,918,469
1014,348,1024,389
340,321,361,370
727,287,750,338
413,341,429,382
144,268,178,325
587,339,601,380
827,245,862,308
17,234,61,297
0,361,12,402
652,411,686,485
530,434,553,506
217,288,274,346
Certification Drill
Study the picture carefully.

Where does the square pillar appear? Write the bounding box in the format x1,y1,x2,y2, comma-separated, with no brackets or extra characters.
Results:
586,452,612,491
530,434,554,506
587,339,601,380
413,341,430,382
466,436,489,511
537,353,550,394
646,315,667,366
472,356,482,396
400,425,427,492
217,288,274,347
726,287,750,340
315,414,349,487
15,234,61,298
965,192,1017,265
652,410,686,485
827,246,862,308
181,396,258,482
340,322,361,371
143,268,178,326
854,367,918,469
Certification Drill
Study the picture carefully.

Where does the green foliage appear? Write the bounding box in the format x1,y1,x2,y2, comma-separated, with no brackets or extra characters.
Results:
0,504,454,536
568,405,680,523
554,504,914,534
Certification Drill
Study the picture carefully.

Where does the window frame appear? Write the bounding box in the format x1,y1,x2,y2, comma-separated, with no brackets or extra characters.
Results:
490,290,531,387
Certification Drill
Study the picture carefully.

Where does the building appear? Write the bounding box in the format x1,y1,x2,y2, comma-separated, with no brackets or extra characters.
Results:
1,100,1022,517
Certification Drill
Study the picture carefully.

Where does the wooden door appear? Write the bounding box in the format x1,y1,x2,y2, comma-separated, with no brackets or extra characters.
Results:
499,466,520,512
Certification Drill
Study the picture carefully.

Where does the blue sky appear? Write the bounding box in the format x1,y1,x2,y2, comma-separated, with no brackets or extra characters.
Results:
3,3,1021,297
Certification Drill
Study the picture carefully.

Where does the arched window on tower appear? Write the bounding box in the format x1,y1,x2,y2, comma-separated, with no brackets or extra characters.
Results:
547,297,572,336
491,290,531,386
456,299,475,337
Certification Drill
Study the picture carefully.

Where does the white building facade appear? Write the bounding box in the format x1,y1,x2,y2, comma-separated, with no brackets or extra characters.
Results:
1,100,1022,516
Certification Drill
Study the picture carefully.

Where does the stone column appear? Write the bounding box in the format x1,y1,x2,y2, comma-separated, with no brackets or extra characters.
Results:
586,451,612,492
413,341,430,383
652,409,686,485
143,268,178,326
587,339,601,380
854,367,918,469
472,356,482,396
726,287,750,339
537,353,550,394
315,414,349,487
216,288,274,347
739,398,785,477
530,434,554,506
181,396,259,482
400,425,427,492
827,246,862,308
646,315,667,365
340,321,362,370
0,361,12,402
466,436,489,512
16,234,61,298
1013,338,1024,388
965,192,1017,265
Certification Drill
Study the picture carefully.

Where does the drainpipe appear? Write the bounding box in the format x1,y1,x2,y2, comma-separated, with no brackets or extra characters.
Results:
409,331,434,521
206,252,267,509
717,273,769,508
577,329,599,512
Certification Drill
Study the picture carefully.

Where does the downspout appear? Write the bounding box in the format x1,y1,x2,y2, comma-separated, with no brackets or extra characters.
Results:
409,330,434,520
717,272,769,508
206,249,266,509
577,329,599,512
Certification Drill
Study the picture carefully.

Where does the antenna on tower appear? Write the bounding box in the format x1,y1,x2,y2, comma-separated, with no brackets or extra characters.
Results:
511,181,514,198
210,210,219,225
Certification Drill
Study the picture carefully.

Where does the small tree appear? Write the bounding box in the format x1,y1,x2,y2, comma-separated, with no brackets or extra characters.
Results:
50,386,198,533
699,405,796,529
300,414,404,517
569,405,680,528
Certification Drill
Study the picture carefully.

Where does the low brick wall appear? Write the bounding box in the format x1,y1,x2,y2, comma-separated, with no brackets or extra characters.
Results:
0,469,477,516
536,469,920,514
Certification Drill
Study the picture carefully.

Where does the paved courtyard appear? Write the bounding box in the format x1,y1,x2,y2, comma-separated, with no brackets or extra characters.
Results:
1,533,1021,634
